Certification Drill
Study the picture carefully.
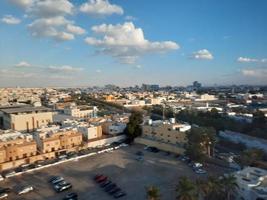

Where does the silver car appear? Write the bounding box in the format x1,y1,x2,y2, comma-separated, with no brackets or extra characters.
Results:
17,186,34,195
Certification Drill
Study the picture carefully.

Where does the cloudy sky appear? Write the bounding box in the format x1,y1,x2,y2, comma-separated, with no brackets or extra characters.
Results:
0,0,267,87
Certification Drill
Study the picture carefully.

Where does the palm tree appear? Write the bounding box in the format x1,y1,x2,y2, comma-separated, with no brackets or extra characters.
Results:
146,185,160,200
202,176,223,200
176,176,197,200
220,174,239,200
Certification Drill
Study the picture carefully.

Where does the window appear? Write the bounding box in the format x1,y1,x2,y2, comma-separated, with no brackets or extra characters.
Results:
23,153,27,158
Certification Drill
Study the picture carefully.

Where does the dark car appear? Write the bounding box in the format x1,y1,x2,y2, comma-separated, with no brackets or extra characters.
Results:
0,188,11,194
135,151,144,156
104,183,117,192
63,192,78,200
113,191,126,199
108,187,121,195
100,180,112,188
149,147,159,153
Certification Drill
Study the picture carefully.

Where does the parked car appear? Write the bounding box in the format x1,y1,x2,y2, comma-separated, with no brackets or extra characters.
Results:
194,168,207,174
0,188,11,194
100,180,112,188
51,176,64,185
0,175,4,182
58,155,68,161
104,183,117,192
0,193,8,199
63,192,78,200
192,163,203,169
136,156,144,162
3,170,16,178
146,147,159,153
108,187,121,195
17,186,34,195
96,176,107,183
135,151,144,156
54,182,72,192
94,174,105,181
113,191,126,199
67,152,78,159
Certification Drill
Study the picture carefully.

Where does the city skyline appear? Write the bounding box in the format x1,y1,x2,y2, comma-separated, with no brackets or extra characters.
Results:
1,0,267,87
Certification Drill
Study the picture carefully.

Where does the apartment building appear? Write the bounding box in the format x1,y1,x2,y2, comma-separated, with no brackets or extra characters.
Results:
142,119,190,145
0,105,53,132
0,138,37,163
35,129,83,153
136,118,190,154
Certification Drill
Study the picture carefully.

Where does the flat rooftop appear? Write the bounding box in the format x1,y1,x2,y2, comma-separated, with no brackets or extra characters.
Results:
0,106,52,114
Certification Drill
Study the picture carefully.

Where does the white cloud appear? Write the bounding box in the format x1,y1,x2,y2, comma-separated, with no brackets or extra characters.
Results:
28,0,73,18
8,0,82,42
237,57,267,63
85,22,179,64
15,61,31,67
191,49,213,60
66,24,86,35
96,69,102,73
241,68,267,78
28,16,77,41
1,15,21,24
125,15,136,21
80,0,123,16
47,65,83,73
8,0,33,8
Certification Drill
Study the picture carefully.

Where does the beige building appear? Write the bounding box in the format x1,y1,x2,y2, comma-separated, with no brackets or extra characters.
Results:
0,106,53,132
136,119,191,154
36,130,83,153
0,138,37,164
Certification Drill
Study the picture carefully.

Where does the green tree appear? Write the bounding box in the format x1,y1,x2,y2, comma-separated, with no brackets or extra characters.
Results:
176,176,197,200
202,176,223,200
237,148,264,167
220,174,239,200
125,111,143,142
146,186,161,200
186,127,216,160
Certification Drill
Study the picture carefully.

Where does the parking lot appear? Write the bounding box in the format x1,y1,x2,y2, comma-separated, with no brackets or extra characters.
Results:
0,144,225,200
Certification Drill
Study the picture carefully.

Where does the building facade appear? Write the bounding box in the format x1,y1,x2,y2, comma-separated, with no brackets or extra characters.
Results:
0,106,53,132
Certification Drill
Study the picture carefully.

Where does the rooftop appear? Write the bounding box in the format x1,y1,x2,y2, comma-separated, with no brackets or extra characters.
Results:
0,106,52,114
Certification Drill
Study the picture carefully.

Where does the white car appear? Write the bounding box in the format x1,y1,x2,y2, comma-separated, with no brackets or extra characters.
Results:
4,171,16,178
120,143,128,147
0,193,8,199
195,169,207,174
193,163,203,168
18,186,34,195
0,175,4,181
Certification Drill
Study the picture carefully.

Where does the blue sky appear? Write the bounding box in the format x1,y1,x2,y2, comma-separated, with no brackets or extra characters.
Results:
0,0,267,87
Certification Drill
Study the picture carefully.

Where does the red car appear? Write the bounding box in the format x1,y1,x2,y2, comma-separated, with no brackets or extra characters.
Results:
96,176,107,183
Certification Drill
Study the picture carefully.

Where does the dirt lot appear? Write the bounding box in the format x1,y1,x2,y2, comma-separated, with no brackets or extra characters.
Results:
0,144,219,200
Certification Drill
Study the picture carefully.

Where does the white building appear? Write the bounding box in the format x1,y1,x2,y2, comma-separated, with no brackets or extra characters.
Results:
108,122,127,135
77,123,102,140
62,119,102,140
0,129,33,142
64,103,98,118
235,167,267,200
195,94,218,101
